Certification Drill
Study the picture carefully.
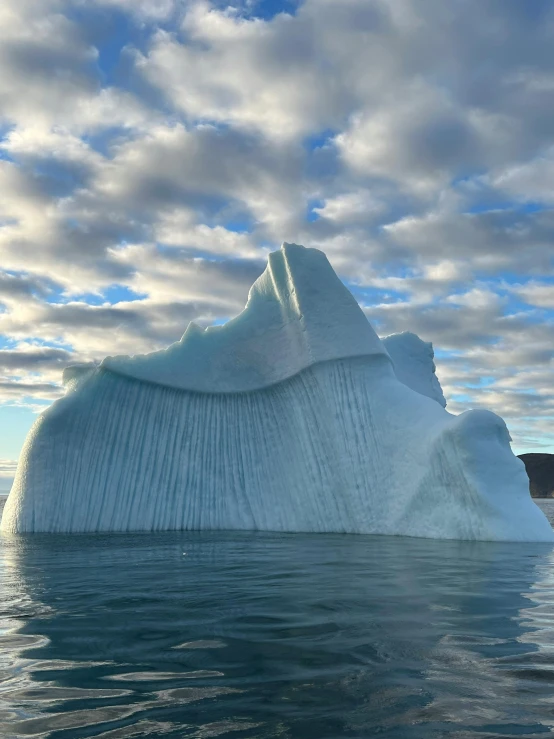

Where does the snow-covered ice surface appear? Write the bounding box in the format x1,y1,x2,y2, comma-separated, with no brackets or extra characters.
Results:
2,244,552,540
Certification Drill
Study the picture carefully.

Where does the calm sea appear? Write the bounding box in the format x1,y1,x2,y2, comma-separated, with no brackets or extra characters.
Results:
2,496,554,738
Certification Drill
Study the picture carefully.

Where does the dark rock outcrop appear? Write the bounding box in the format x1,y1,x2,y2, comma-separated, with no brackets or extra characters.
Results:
518,454,554,498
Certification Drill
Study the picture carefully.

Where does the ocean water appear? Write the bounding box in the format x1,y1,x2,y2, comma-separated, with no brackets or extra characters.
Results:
537,499,554,526
1,499,554,738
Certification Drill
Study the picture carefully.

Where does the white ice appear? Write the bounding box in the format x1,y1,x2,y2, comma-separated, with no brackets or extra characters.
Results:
2,243,552,541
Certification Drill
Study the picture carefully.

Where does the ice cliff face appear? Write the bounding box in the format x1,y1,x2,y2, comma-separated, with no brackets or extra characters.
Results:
2,244,552,540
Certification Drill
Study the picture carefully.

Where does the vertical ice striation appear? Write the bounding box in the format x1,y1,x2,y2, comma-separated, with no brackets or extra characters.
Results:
1,244,552,540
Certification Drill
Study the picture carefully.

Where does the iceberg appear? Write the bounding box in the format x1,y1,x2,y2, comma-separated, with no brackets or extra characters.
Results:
1,243,552,540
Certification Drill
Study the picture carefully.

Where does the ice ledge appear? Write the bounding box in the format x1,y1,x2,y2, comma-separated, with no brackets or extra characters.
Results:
383,332,447,407
102,243,390,393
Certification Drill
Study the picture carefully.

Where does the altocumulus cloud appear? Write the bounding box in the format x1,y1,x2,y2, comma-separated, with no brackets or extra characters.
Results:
0,0,554,455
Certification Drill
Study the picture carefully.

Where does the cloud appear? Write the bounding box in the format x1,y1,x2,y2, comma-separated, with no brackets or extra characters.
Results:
365,289,511,350
111,244,264,307
0,272,53,301
95,0,176,20
313,190,385,225
0,380,62,398
0,345,73,372
493,151,554,205
381,208,554,275
0,459,16,492
513,281,554,309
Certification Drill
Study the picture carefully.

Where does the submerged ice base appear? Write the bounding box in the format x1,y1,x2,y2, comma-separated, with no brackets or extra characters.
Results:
2,244,552,541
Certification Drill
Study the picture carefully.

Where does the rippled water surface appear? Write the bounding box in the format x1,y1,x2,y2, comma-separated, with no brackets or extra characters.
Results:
2,500,554,738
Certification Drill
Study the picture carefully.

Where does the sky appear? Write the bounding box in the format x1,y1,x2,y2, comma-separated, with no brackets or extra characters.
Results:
1,0,554,489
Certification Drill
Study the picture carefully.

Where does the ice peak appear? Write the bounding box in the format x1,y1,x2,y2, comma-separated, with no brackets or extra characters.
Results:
103,243,389,392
